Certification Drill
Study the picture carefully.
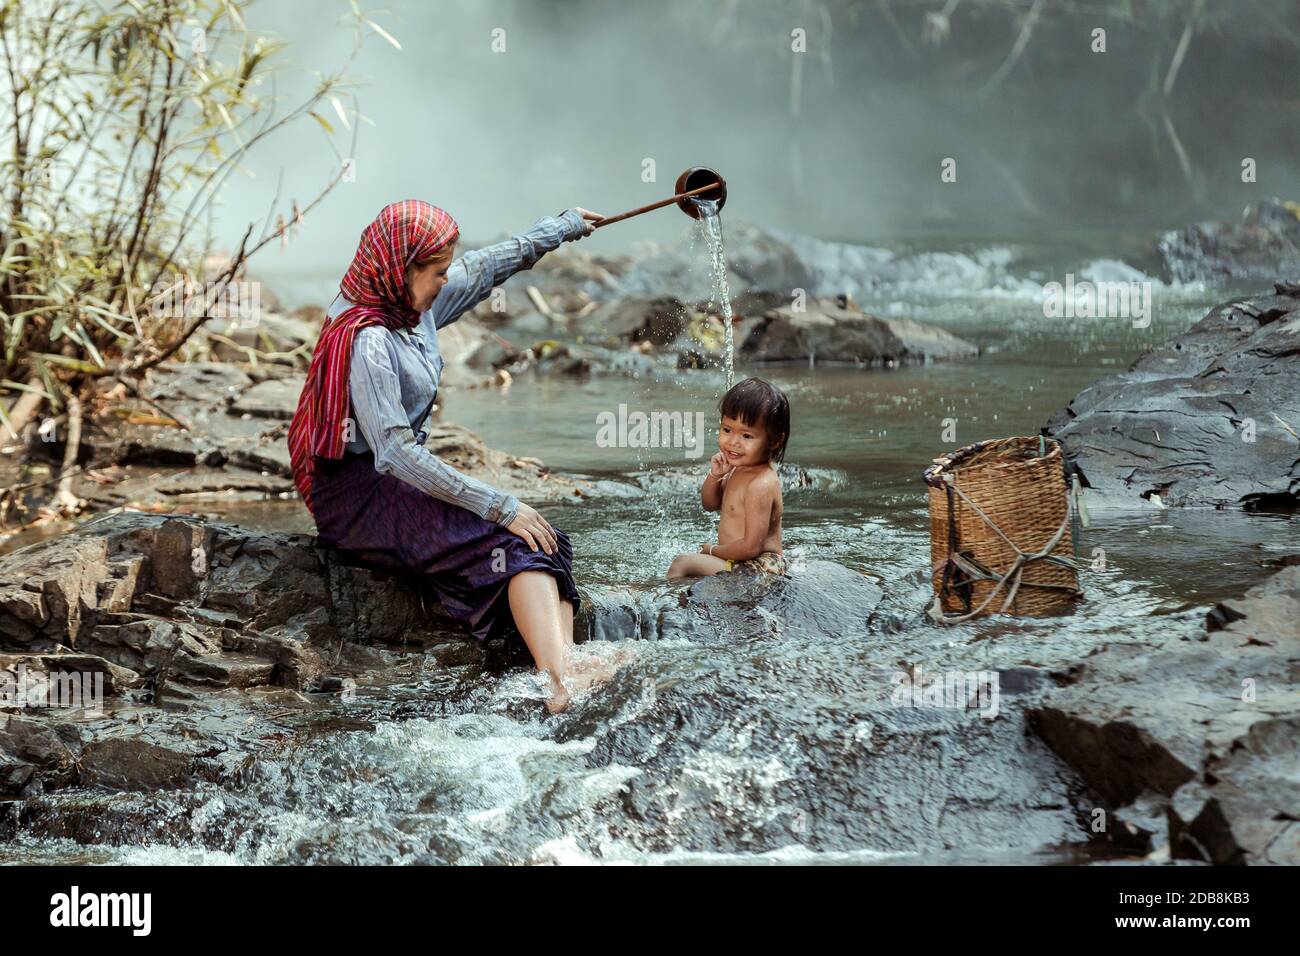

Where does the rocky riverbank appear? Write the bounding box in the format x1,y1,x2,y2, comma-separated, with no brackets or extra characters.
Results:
1157,198,1300,285
0,510,882,792
1045,283,1300,509
1030,560,1300,865
2,506,1294,864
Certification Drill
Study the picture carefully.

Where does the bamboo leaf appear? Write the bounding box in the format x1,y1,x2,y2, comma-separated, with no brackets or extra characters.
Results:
36,352,104,374
70,323,107,368
4,314,24,365
81,309,134,343
30,356,62,413
0,379,52,397
308,111,334,135
330,95,351,130
365,18,401,51
0,401,15,442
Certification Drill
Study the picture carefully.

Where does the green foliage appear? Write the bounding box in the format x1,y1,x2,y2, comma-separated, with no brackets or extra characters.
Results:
0,0,374,408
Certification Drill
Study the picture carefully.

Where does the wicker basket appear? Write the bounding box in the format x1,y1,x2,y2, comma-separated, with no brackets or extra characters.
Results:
925,436,1081,619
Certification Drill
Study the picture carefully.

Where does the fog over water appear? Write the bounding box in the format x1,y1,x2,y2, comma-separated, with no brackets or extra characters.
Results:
216,0,1300,298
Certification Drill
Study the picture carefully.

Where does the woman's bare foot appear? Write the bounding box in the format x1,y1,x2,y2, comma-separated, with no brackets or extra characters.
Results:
542,647,634,713
544,673,571,714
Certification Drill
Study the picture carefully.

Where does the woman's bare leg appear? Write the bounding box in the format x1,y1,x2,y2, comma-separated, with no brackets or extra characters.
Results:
559,595,575,648
508,574,618,712
508,571,572,712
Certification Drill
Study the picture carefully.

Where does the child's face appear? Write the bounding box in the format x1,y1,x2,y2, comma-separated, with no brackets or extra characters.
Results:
718,414,769,467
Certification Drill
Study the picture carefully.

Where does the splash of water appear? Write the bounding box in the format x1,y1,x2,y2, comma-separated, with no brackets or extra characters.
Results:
692,197,736,390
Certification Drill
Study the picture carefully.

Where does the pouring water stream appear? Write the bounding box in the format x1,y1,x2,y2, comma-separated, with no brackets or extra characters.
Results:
691,196,737,389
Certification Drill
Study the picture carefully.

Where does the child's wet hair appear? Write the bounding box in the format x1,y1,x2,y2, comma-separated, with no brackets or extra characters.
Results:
719,377,791,464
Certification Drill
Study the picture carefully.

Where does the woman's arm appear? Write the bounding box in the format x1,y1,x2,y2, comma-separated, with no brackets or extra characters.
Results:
429,208,589,330
349,328,520,525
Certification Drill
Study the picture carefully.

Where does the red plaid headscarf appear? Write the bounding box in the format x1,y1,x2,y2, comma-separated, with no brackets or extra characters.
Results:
288,200,458,514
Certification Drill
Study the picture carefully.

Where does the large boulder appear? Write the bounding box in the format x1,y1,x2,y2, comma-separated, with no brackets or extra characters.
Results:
1029,562,1300,864
1158,199,1300,284
202,307,321,365
581,557,885,643
739,298,979,365
0,511,485,797
0,511,459,681
583,296,689,347
1044,284,1300,508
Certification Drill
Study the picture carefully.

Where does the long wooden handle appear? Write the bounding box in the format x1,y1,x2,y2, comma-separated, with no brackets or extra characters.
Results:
591,182,724,229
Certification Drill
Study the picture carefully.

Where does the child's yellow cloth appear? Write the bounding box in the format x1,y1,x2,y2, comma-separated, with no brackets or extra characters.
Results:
722,551,787,576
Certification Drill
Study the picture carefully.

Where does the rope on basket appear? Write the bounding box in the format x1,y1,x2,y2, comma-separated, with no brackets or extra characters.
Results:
927,473,1082,625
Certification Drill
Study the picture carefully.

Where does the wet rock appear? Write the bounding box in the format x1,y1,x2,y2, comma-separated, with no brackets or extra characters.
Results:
0,532,114,646
0,652,138,697
739,298,979,365
54,362,293,507
583,297,689,347
498,342,661,381
1167,715,1299,866
1029,563,1300,864
150,469,293,501
569,650,1083,859
229,378,302,419
78,618,222,680
78,737,194,792
581,557,885,643
203,309,319,364
1044,285,1300,508
0,714,82,795
700,290,791,322
169,653,276,689
0,511,505,797
0,512,463,689
1158,199,1300,284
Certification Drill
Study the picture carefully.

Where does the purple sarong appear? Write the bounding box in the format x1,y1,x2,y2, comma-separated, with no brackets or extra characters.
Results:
310,451,579,643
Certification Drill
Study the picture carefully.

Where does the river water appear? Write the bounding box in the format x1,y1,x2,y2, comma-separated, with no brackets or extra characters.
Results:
4,235,1296,865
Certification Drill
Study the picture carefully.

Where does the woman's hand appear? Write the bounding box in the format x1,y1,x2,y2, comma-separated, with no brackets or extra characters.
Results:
507,502,559,555
572,207,605,237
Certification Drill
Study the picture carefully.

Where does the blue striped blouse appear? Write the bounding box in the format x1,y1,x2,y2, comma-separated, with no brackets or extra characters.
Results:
328,207,588,526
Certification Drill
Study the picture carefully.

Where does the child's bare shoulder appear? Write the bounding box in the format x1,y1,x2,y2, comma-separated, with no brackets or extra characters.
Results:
749,466,782,497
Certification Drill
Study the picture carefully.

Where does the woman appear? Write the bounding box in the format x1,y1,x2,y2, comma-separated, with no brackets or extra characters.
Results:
288,199,604,713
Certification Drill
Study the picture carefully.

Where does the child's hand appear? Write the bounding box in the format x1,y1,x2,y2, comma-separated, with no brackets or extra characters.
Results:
708,452,733,480
698,543,716,555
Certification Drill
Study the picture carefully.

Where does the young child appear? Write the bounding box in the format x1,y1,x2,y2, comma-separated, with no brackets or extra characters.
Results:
667,377,790,580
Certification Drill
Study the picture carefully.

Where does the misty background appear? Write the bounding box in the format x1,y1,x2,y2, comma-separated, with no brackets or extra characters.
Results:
219,0,1300,305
